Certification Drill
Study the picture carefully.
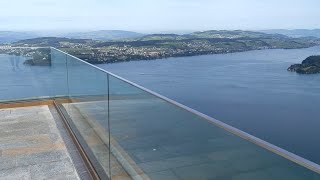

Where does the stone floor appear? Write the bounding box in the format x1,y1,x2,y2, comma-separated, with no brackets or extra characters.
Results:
0,105,87,180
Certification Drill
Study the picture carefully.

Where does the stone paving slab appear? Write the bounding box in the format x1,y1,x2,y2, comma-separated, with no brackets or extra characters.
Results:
0,105,80,180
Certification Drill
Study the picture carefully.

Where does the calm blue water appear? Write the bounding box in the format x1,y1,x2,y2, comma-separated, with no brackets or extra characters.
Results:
0,54,67,100
98,46,320,165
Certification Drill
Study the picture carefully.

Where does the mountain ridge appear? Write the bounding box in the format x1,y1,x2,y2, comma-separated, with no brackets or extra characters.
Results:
63,30,144,40
0,30,144,43
260,29,320,38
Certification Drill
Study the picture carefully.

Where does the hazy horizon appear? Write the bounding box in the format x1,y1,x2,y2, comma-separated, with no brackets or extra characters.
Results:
1,0,320,32
2,29,320,35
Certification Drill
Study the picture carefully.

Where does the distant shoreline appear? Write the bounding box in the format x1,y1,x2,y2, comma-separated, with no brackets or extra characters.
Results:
87,45,320,65
2,45,320,66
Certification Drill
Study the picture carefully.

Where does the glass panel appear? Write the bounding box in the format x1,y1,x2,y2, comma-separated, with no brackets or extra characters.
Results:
0,47,55,101
50,48,68,97
60,54,111,178
107,74,320,180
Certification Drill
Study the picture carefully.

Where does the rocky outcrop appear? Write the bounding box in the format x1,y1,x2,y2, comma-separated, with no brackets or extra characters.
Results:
288,55,320,74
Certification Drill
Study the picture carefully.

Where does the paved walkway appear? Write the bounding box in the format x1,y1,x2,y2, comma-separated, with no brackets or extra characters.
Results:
0,105,80,180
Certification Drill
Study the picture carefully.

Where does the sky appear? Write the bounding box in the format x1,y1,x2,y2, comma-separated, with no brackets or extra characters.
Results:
0,0,320,32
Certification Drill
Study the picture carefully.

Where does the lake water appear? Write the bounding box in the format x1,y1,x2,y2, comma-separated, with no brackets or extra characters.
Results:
0,54,67,101
98,46,320,165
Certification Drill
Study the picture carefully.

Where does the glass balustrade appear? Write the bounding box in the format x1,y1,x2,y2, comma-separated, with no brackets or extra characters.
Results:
0,47,319,180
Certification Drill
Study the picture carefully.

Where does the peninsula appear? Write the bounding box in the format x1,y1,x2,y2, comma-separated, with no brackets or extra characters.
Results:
288,55,320,74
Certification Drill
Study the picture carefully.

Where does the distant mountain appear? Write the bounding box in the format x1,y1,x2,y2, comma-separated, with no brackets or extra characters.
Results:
0,30,144,43
0,31,39,43
188,30,289,39
10,30,318,49
14,37,94,47
136,30,289,41
63,30,144,40
260,29,320,38
1,30,294,44
138,34,188,41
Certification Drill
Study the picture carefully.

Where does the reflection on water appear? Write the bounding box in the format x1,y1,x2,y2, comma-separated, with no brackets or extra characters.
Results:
9,55,20,71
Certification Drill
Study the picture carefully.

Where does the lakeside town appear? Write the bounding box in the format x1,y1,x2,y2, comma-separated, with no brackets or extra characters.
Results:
1,30,320,64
